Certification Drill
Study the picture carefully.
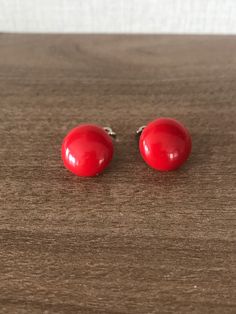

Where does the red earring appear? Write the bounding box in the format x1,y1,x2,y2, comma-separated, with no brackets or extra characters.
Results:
62,124,115,177
138,118,192,171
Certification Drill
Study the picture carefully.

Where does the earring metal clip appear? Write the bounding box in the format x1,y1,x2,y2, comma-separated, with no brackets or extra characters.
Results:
103,127,116,138
136,126,146,137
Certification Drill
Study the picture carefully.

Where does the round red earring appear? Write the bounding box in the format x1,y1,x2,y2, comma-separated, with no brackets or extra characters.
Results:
138,118,192,171
62,124,115,177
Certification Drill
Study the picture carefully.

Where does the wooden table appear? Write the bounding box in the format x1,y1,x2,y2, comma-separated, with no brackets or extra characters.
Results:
0,34,235,314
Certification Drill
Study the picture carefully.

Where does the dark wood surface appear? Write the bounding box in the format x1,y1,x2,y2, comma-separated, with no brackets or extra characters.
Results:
0,34,235,314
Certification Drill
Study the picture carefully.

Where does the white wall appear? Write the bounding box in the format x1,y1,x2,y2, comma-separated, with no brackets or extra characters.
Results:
0,0,236,34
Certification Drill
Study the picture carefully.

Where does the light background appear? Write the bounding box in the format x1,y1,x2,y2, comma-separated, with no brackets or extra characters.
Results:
0,0,236,34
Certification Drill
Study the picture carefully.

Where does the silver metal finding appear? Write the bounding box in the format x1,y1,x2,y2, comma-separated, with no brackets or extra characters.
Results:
136,125,146,136
103,127,116,138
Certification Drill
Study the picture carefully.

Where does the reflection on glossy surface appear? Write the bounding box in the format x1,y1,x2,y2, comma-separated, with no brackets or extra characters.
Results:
62,124,114,177
139,118,192,171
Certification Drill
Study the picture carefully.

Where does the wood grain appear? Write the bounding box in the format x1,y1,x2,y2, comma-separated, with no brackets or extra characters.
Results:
0,34,235,314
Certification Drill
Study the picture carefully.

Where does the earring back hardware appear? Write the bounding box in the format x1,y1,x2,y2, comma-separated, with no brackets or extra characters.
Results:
136,126,146,137
103,127,116,138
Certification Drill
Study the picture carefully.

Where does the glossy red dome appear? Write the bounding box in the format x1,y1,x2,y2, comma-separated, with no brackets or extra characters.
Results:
62,124,114,177
139,118,192,171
